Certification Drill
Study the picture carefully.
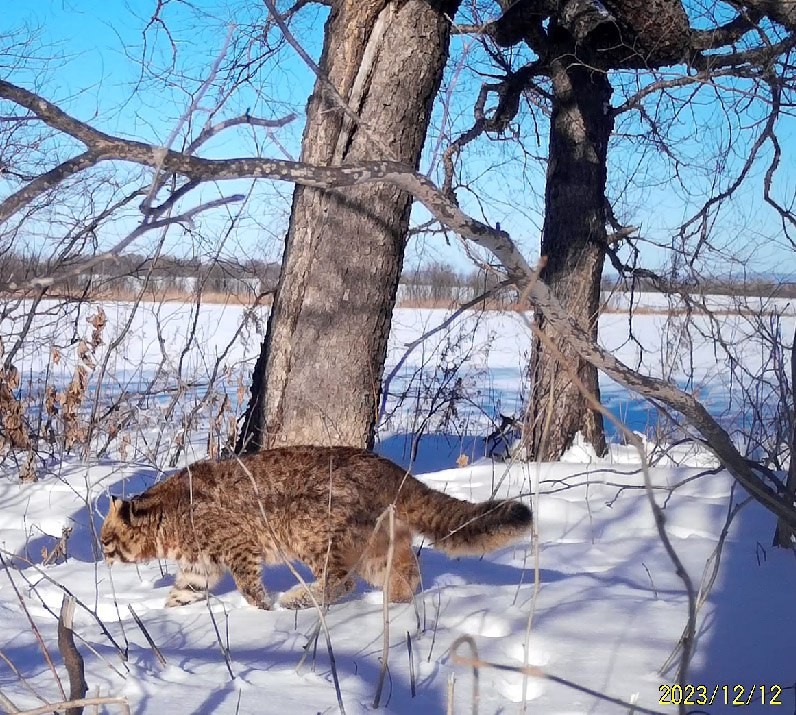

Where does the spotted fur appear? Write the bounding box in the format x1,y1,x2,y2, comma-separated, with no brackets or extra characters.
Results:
101,446,532,609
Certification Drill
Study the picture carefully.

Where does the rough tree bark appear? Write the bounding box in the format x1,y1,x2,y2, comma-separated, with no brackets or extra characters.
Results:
526,28,612,460
522,0,700,460
238,0,460,451
773,324,796,547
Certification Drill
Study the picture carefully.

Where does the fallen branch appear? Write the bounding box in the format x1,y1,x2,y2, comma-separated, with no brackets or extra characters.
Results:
0,554,66,700
14,696,129,715
57,596,87,715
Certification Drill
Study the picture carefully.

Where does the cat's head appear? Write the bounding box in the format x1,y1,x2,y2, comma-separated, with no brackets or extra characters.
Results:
100,496,150,564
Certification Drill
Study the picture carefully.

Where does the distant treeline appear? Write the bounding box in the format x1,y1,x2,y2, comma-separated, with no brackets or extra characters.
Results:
601,274,796,299
1,251,793,304
398,262,517,306
0,252,282,299
0,253,519,305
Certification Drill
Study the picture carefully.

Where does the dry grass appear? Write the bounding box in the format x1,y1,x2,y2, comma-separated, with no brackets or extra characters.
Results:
3,286,793,316
66,288,271,306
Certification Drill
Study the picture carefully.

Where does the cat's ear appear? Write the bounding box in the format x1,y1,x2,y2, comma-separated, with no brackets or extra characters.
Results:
109,496,133,524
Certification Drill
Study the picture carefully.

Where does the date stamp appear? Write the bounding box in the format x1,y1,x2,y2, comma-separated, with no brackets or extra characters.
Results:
659,684,783,707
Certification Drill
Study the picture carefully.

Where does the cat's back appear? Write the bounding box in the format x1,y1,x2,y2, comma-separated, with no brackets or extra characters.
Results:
243,445,406,501
149,446,404,507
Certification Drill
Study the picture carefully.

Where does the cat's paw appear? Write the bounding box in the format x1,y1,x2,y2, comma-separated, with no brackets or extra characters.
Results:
242,591,273,610
165,589,207,607
277,589,315,610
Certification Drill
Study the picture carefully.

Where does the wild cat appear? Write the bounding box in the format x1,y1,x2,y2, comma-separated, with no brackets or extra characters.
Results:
101,445,532,610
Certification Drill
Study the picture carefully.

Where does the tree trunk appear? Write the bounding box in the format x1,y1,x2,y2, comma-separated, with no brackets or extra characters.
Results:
525,35,612,460
773,325,796,547
238,0,458,452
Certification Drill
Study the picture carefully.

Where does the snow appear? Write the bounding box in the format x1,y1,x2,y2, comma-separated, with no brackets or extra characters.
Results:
1,301,794,713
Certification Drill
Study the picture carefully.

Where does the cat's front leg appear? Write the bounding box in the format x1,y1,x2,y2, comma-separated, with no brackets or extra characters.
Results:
165,560,222,607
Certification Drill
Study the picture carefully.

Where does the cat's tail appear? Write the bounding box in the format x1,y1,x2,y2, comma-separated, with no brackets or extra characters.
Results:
394,475,532,556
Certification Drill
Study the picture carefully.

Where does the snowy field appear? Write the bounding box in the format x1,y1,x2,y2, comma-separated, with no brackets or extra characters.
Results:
0,298,794,713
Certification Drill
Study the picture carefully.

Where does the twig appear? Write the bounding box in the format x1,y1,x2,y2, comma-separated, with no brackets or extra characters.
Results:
0,554,66,700
1,548,128,663
641,563,658,599
57,596,87,715
521,459,542,712
378,279,513,422
0,650,50,706
0,689,19,713
426,590,441,663
406,632,416,698
450,635,479,715
373,505,395,708
126,606,167,669
295,620,322,673
205,599,235,681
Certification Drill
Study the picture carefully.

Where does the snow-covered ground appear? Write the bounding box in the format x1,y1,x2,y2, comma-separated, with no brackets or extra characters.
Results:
0,299,794,713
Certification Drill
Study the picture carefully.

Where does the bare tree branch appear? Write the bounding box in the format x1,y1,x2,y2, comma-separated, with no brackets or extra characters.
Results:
522,275,796,527
184,111,297,155
732,0,796,33
691,8,762,51
1,71,795,529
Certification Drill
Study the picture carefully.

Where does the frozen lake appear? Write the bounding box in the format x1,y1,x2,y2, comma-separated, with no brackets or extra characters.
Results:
2,297,792,466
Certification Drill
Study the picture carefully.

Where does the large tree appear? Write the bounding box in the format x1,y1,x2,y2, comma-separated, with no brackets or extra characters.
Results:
237,0,461,451
444,0,796,459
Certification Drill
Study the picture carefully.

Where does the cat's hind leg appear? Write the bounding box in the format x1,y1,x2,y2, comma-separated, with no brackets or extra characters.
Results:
278,539,356,610
357,520,420,603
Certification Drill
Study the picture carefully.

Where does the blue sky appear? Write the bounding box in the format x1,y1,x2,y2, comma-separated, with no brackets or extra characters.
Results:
3,1,795,278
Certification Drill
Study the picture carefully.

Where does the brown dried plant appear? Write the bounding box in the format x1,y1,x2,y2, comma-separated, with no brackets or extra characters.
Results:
236,369,246,409
59,340,95,451
119,433,130,462
0,337,31,451
206,394,231,460
42,385,58,445
226,414,238,454
19,450,37,483
41,526,73,566
87,306,107,349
